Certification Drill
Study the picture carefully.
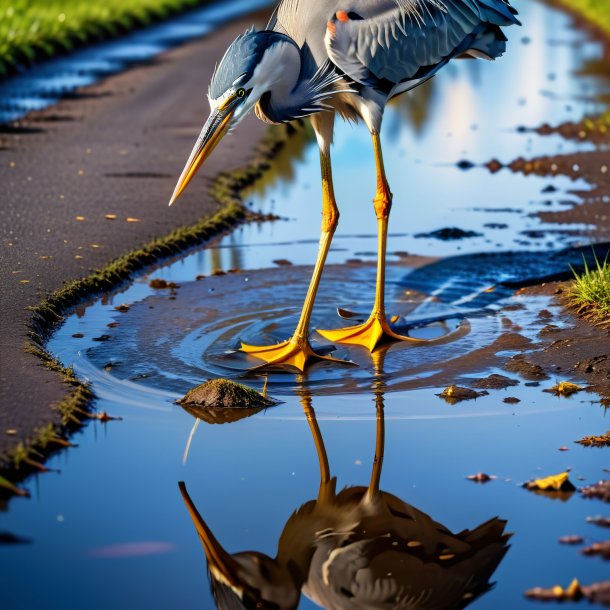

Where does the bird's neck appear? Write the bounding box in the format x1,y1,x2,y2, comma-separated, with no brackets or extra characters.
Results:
253,37,303,125
254,38,338,124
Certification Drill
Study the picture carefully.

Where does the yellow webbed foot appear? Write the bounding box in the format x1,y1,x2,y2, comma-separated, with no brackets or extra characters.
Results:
317,314,425,353
241,337,353,372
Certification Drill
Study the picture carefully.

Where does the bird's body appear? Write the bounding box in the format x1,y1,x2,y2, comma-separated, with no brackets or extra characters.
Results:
169,0,519,371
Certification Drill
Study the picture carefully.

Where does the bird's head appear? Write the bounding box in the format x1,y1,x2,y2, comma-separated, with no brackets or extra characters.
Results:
179,482,302,610
168,27,298,206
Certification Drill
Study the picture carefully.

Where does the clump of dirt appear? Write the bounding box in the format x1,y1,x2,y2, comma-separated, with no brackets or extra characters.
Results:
582,541,610,559
414,227,482,241
505,355,550,381
149,278,179,289
178,379,279,426
581,481,610,503
179,379,276,409
468,374,520,390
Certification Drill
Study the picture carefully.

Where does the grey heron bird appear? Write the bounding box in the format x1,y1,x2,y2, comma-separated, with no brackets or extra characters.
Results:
169,0,520,371
178,382,511,609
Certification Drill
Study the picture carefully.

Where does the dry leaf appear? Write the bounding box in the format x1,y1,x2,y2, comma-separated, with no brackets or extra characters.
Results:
75,215,85,221
126,217,140,223
437,385,488,404
559,535,584,545
525,578,583,602
104,214,117,220
524,471,576,492
545,381,583,397
114,304,130,313
576,432,610,448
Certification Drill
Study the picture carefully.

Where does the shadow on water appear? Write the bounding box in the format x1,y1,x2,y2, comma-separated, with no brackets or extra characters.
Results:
180,368,511,610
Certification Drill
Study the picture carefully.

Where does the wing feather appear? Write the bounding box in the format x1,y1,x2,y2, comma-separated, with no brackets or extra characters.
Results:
324,0,518,92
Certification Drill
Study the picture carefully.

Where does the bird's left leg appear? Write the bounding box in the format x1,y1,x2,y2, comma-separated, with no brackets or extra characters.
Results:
241,114,351,371
318,132,425,352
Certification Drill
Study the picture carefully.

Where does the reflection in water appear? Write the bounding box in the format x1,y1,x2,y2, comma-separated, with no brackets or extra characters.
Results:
180,356,510,609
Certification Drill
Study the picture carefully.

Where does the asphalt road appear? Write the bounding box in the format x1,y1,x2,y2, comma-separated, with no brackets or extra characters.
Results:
0,9,270,464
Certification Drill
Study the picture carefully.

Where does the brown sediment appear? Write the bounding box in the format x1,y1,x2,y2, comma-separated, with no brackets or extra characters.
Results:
514,282,610,405
0,7,289,486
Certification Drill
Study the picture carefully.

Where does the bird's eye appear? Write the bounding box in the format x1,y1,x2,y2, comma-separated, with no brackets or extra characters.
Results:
236,88,246,98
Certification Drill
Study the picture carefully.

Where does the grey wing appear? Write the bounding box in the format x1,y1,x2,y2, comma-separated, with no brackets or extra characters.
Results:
324,0,520,95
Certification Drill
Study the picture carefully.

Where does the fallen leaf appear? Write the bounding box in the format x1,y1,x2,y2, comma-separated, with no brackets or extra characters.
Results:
126,217,140,222
545,381,583,397
437,385,488,404
19,279,29,284
524,471,576,492
273,259,293,266
559,446,569,452
576,432,610,448
104,214,117,220
5,429,17,436
503,397,521,404
525,578,583,602
114,304,130,313
559,535,584,545
75,216,85,221
582,541,610,559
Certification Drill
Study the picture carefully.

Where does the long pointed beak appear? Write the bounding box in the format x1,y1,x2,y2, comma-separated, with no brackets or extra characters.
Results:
168,108,235,207
178,482,241,589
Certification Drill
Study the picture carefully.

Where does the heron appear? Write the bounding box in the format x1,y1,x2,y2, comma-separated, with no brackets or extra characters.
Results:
179,382,511,609
169,0,520,371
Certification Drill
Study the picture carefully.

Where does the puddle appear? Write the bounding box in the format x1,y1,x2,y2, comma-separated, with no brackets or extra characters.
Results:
0,0,274,124
2,1,610,609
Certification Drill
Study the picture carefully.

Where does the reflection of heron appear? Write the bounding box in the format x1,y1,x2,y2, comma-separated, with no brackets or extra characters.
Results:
169,0,519,370
179,373,510,608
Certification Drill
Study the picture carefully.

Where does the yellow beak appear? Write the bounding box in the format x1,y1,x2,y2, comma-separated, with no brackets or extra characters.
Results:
168,108,235,206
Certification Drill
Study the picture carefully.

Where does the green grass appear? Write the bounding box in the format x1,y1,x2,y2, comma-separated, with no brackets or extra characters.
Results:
0,0,209,77
553,0,610,37
567,255,610,325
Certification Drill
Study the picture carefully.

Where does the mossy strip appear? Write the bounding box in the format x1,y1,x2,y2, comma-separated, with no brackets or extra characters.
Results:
0,124,294,490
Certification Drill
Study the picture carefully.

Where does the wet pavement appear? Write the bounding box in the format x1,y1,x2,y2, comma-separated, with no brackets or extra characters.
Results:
2,0,610,608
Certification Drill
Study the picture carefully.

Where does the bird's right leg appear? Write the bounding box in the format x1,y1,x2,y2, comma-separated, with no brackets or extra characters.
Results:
241,114,351,371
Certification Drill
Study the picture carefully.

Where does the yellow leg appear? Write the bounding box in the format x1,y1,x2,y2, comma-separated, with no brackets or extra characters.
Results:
318,133,425,352
241,146,350,371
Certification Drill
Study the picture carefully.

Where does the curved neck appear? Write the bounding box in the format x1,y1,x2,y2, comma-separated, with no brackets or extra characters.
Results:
255,38,338,124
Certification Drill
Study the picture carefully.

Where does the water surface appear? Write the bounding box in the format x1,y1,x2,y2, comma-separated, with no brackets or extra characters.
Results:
2,1,610,609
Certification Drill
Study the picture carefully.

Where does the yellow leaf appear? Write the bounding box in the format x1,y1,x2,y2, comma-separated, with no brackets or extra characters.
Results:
524,471,576,492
